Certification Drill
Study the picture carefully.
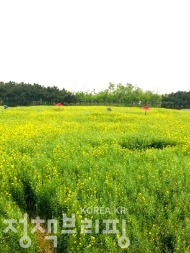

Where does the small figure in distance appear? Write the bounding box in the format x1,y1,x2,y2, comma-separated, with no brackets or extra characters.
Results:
3,105,8,109
107,107,112,111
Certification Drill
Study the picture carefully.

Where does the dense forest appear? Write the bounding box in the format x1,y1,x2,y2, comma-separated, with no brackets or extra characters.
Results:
0,81,76,106
162,91,190,109
0,81,161,107
0,81,189,108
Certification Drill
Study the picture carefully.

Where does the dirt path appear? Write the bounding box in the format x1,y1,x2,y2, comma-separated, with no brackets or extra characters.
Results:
36,226,55,253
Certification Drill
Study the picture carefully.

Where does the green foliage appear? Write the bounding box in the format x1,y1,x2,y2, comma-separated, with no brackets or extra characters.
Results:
0,106,190,252
75,83,162,107
162,91,190,109
0,81,76,106
0,81,161,107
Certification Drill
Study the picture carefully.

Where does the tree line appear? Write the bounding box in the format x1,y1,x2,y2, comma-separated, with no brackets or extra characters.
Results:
0,81,162,107
0,81,189,108
75,83,161,106
0,81,76,106
161,91,190,109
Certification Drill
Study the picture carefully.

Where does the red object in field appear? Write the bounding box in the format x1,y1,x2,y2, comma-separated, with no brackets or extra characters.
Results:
55,103,63,107
142,105,150,115
142,105,150,111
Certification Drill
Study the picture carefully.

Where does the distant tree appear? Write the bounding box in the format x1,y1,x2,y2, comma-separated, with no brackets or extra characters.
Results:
0,81,162,107
162,91,190,109
0,82,77,106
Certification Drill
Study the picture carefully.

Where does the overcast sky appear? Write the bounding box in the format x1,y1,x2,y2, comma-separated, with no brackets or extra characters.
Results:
0,0,190,94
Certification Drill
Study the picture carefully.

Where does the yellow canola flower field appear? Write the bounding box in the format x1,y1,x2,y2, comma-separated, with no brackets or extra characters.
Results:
0,106,190,253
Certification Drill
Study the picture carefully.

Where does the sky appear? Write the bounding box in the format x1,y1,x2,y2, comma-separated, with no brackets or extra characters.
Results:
0,0,190,94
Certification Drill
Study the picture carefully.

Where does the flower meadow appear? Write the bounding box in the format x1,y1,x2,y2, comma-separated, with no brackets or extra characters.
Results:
0,106,190,253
